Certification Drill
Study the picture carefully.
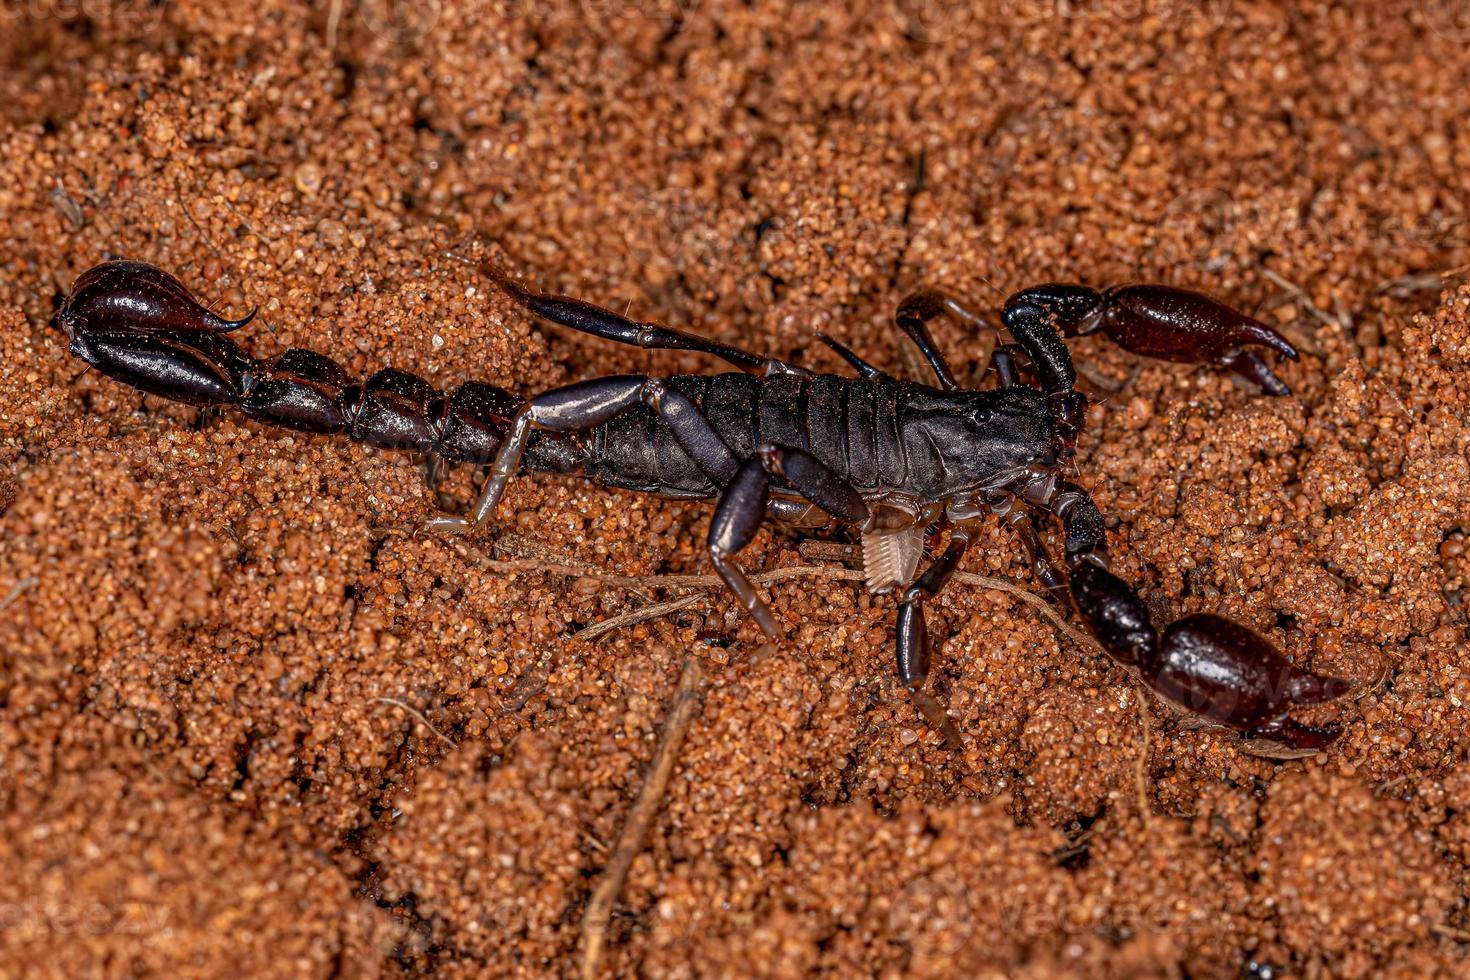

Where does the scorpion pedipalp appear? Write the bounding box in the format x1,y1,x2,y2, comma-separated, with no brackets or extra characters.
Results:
1004,281,1299,395
1067,562,1351,751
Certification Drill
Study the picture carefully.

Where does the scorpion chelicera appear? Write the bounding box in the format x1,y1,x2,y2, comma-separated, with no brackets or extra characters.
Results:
52,258,1352,752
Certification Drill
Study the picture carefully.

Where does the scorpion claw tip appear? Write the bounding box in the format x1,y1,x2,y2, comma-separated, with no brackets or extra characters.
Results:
1252,322,1299,361
224,305,259,331
1240,717,1346,758
1286,670,1353,706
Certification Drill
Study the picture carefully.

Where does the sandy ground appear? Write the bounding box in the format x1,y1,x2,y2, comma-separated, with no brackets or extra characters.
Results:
1,1,1468,976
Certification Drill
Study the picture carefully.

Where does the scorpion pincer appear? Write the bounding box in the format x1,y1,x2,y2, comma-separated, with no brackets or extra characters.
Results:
51,259,1351,752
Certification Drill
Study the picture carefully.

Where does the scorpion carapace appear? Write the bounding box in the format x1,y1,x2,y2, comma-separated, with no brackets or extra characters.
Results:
52,259,1350,752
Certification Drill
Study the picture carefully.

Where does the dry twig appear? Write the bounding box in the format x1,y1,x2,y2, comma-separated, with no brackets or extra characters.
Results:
371,696,457,748
575,594,705,642
443,540,1105,656
0,576,39,612
1371,263,1470,297
580,656,704,979
1260,267,1342,331
1134,683,1153,828
326,0,344,48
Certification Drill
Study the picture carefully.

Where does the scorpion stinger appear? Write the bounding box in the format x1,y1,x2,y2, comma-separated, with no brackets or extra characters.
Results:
54,258,1347,754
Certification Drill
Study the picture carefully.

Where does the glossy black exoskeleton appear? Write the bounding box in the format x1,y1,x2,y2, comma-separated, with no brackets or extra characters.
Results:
53,259,1348,751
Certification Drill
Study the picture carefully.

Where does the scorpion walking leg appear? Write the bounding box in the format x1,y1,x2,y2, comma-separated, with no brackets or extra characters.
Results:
990,345,1023,388
708,446,869,639
485,265,806,377
896,529,971,750
765,498,835,528
817,289,993,386
445,375,740,531
894,289,992,391
814,332,884,380
990,342,1056,391
1007,510,1070,602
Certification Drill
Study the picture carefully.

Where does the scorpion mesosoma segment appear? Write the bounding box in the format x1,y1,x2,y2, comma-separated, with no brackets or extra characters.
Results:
53,260,1351,752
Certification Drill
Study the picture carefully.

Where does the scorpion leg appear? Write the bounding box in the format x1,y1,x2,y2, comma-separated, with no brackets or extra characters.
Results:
896,529,971,750
990,343,1029,389
894,290,992,391
708,445,869,639
485,265,806,377
444,375,741,531
766,497,835,528
1047,484,1351,751
821,290,996,387
814,332,884,380
1006,509,1070,602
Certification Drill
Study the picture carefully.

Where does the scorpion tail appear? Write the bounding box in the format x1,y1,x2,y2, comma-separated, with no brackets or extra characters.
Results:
54,261,525,463
52,260,256,340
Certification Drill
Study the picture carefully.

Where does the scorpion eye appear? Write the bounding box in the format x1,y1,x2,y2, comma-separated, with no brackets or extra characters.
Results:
971,407,991,425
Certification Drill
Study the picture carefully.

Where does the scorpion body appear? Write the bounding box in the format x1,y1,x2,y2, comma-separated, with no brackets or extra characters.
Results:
587,374,1052,503
52,259,1351,752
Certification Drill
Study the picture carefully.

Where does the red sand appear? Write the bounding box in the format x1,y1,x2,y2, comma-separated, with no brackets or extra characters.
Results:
1,1,1468,976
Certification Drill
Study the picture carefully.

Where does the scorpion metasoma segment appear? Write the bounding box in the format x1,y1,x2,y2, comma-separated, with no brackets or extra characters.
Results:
52,259,1351,751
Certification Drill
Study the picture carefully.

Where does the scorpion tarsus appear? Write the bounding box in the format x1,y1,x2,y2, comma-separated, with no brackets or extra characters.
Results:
909,687,965,753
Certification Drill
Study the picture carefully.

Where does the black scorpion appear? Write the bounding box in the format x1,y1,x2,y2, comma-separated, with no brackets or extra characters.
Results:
52,259,1351,751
